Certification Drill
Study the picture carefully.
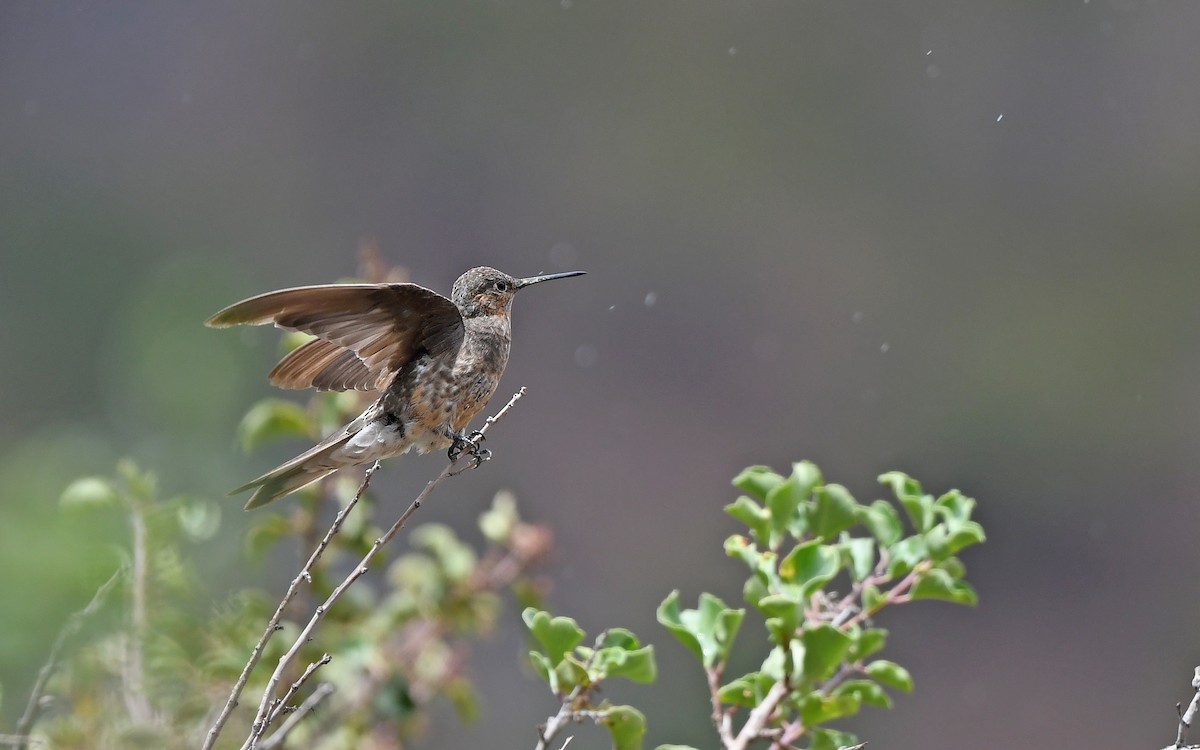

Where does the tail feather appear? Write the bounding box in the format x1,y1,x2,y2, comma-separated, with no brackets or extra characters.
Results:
233,432,355,510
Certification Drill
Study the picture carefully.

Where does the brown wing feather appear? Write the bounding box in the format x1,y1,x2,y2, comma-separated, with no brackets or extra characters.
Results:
207,283,464,391
269,338,382,391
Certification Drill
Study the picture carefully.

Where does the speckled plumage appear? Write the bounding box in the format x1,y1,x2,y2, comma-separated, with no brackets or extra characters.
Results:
207,266,584,508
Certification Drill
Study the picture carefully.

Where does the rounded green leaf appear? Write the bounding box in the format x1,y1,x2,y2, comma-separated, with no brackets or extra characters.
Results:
779,540,839,598
834,679,892,708
594,644,657,684
848,627,888,661
911,568,978,605
60,477,120,510
808,728,861,750
858,499,902,546
522,608,585,664
656,591,743,668
877,471,922,501
724,496,772,543
886,535,928,577
840,536,876,581
732,465,785,501
236,398,312,452
865,659,913,692
801,624,853,682
478,490,519,542
811,484,859,539
174,497,221,542
766,476,808,542
600,704,647,750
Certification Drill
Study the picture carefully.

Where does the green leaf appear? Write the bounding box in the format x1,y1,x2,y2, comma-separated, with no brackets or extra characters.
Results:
899,493,935,533
911,569,978,605
811,484,859,539
724,496,772,544
789,460,823,495
528,651,560,694
60,477,121,510
834,679,892,708
592,645,657,684
808,728,860,750
801,624,853,682
858,499,902,546
236,398,311,452
861,584,884,613
933,489,975,523
724,536,779,590
478,490,519,543
878,470,922,501
757,594,802,645
732,465,785,501
174,497,221,542
244,513,293,562
656,591,743,668
887,535,928,577
412,524,477,581
596,628,640,650
116,459,156,501
779,540,839,598
765,476,808,544
865,659,913,692
940,556,966,579
599,704,646,750
717,671,774,708
800,692,861,726
879,471,936,532
762,640,805,684
522,608,585,664
840,536,876,581
849,628,888,661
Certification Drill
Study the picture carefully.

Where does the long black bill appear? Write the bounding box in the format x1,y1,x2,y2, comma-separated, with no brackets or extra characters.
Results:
514,270,586,289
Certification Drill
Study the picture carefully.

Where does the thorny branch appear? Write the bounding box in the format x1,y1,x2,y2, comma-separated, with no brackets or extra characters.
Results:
12,568,124,749
228,387,528,750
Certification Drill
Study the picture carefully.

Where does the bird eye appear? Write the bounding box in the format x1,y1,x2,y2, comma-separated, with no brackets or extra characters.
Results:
495,280,509,292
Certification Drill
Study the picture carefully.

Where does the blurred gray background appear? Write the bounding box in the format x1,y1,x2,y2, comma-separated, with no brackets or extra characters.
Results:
3,1,1200,747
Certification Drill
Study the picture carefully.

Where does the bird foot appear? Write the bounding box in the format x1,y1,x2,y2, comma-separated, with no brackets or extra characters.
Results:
448,430,491,467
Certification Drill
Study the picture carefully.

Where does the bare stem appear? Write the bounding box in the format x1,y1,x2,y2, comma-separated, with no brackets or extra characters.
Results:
201,461,381,750
706,665,735,747
257,683,335,750
727,680,789,750
13,568,123,748
123,503,153,724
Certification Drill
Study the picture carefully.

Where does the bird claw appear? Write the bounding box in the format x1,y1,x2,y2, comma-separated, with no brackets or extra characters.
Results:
448,430,491,467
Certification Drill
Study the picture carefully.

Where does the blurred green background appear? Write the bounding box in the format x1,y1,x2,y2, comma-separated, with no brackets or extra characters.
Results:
3,1,1199,747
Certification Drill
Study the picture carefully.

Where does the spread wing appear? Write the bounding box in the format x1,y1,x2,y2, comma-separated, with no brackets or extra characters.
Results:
206,283,464,392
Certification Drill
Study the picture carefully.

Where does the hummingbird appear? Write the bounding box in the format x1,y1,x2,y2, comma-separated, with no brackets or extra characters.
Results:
207,266,585,509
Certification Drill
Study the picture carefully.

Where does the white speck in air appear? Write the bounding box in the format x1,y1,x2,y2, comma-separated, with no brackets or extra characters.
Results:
608,305,616,311
644,292,657,307
851,311,864,323
728,47,738,56
996,113,1004,122
880,343,890,353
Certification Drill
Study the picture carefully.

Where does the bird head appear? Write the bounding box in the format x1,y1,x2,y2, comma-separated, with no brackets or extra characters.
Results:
452,266,585,318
